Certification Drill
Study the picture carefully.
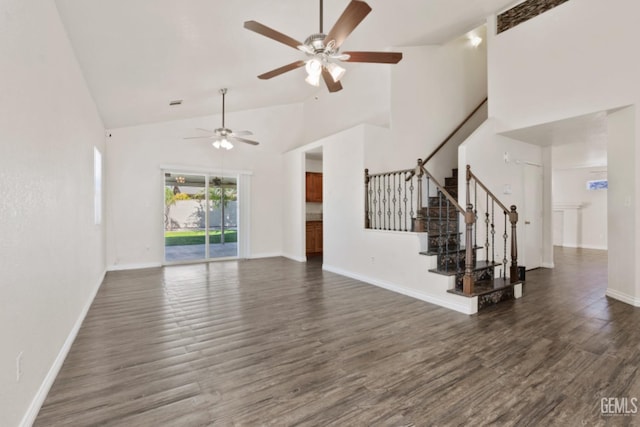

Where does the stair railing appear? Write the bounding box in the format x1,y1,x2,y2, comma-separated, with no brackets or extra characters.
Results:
364,167,416,231
364,161,519,296
465,165,519,287
423,98,487,165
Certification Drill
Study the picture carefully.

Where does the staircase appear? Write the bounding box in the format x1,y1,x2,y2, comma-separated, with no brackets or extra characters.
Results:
418,168,521,310
364,98,523,313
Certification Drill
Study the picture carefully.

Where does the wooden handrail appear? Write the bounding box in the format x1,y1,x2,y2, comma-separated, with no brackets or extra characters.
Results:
405,159,465,213
367,168,414,177
424,98,488,164
466,165,509,214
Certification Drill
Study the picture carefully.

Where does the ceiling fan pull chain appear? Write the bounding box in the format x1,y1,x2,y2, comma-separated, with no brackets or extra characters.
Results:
320,0,323,33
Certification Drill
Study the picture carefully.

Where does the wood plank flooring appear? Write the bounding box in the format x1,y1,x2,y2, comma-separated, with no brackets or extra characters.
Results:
35,247,640,426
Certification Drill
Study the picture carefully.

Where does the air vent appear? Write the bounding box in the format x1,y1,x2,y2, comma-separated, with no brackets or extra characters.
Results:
169,100,183,106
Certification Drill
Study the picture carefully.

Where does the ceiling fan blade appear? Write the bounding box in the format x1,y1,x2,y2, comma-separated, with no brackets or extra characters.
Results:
231,136,260,146
342,51,403,64
322,68,343,93
258,60,306,80
244,20,304,50
183,136,214,140
231,130,253,136
195,128,214,133
324,0,372,49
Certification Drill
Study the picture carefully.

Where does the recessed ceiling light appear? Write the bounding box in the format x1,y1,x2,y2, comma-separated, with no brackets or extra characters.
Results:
169,100,183,106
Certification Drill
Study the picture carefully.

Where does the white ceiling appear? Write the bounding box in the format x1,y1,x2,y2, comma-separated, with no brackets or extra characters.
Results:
499,111,608,147
54,0,518,128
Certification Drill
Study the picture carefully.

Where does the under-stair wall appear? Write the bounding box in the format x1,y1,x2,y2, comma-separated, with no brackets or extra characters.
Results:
458,119,544,270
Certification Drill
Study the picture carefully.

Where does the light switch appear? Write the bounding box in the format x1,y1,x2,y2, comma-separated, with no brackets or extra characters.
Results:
503,184,512,195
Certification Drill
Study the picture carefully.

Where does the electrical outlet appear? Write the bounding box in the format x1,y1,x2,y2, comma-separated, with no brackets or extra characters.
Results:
16,352,23,382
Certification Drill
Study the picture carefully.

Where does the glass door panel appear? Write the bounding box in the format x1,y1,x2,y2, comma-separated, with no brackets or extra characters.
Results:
208,176,238,258
164,172,208,262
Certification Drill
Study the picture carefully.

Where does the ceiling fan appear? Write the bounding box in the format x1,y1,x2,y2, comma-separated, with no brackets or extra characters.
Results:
184,88,259,150
244,0,403,93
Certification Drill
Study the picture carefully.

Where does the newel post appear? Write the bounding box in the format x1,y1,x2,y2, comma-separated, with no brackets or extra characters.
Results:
364,169,370,229
465,165,472,207
463,203,475,295
413,158,426,232
509,205,519,283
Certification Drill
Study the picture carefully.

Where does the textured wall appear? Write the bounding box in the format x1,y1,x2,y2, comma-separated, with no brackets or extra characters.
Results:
498,0,571,33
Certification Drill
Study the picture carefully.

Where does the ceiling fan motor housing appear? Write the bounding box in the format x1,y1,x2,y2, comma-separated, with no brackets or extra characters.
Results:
304,33,329,54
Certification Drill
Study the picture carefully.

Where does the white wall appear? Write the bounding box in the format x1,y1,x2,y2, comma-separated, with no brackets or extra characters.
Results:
106,103,303,269
459,120,544,271
302,64,390,144
371,31,488,177
607,106,636,303
553,166,608,250
0,1,106,425
284,125,477,314
487,0,640,304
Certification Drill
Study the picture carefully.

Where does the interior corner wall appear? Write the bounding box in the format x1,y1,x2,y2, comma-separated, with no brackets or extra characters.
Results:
607,106,636,303
0,1,106,425
301,64,391,144
458,120,543,271
283,149,307,262
487,0,640,302
384,36,488,176
106,103,303,269
542,147,554,267
296,124,470,313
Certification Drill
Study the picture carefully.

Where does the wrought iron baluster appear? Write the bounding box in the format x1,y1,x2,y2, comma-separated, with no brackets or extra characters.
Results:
485,192,490,261
426,176,431,234
457,211,463,274
474,180,478,250
396,173,403,231
445,194,450,272
409,177,415,230
392,173,397,231
386,174,392,230
438,190,444,264
491,201,495,264
403,172,408,231
503,212,508,279
376,175,382,229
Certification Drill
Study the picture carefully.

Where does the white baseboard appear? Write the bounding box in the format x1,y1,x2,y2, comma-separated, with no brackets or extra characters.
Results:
281,253,307,262
20,270,106,427
606,288,640,307
249,252,285,260
322,264,477,315
541,262,555,268
107,262,162,271
558,244,607,251
578,244,608,251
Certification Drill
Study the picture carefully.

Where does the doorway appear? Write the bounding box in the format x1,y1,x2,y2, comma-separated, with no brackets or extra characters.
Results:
164,171,239,263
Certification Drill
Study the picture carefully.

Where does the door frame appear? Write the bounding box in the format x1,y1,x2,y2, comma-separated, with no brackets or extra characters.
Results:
160,165,252,265
522,162,544,270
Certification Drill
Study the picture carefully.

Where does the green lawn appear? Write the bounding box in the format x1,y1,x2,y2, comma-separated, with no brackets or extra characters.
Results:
164,230,238,246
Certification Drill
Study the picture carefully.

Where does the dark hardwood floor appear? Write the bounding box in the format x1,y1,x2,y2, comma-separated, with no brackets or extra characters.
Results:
35,247,640,426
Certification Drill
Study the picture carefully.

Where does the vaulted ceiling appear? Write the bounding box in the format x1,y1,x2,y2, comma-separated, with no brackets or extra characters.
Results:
54,0,518,128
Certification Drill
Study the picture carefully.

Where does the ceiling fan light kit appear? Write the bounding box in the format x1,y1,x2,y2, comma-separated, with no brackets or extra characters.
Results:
244,0,403,93
183,88,259,149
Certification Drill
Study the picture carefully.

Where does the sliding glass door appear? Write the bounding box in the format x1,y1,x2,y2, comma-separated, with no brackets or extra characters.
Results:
164,171,239,263
207,176,239,259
